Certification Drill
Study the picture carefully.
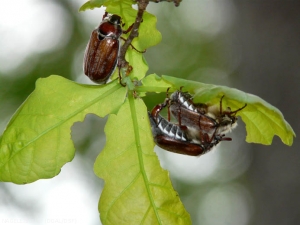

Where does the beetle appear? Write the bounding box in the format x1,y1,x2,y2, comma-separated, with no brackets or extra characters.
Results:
148,112,217,156
150,97,228,153
194,96,247,135
83,14,123,84
168,90,247,137
148,89,246,156
168,91,218,140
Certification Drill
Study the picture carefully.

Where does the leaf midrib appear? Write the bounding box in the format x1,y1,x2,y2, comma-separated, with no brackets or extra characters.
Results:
0,82,123,175
128,92,162,225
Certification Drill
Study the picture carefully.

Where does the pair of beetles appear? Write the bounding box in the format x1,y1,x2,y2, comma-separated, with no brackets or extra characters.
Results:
148,90,246,156
83,13,246,156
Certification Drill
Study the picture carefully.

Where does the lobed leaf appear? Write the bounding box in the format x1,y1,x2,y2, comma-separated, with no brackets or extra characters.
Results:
79,0,135,11
94,92,191,225
104,0,136,27
0,76,126,184
79,0,107,11
132,12,162,51
140,74,295,146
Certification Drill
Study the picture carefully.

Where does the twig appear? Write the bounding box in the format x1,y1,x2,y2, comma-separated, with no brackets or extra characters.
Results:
118,0,149,69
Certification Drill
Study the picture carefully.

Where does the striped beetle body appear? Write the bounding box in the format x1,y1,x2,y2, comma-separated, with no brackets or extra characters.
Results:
148,89,247,156
148,112,215,156
83,14,122,84
169,91,246,139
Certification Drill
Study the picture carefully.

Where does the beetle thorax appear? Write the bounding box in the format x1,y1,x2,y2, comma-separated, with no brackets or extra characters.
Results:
98,19,122,40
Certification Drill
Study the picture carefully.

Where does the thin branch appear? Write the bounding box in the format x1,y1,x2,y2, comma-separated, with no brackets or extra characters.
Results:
118,0,149,69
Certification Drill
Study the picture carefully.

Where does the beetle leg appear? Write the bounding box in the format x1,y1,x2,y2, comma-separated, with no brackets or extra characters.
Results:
102,12,108,20
177,103,182,126
151,103,166,122
120,37,146,53
163,88,172,121
122,23,134,34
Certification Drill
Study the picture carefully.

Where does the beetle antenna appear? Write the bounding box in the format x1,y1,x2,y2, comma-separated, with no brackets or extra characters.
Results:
231,103,247,115
219,95,225,114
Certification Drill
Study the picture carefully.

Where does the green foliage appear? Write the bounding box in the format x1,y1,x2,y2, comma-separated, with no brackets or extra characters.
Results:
95,94,191,224
141,75,295,146
79,0,135,12
0,0,296,225
0,76,126,184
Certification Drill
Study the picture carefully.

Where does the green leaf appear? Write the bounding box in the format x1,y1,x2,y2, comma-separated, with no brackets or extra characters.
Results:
79,0,135,12
140,74,295,146
94,92,191,225
79,0,106,11
140,74,174,93
162,75,296,145
132,12,162,51
0,76,127,184
127,50,149,81
105,1,136,26
122,11,161,81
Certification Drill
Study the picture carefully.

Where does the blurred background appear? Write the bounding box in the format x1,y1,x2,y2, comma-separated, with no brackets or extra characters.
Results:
0,0,299,224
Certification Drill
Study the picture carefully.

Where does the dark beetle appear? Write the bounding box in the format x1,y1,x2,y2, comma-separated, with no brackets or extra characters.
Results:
150,96,227,155
168,91,219,141
83,14,123,84
168,91,246,137
148,112,217,156
148,89,246,156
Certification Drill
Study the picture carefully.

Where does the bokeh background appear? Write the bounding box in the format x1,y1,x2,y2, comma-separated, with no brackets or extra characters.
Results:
0,0,299,224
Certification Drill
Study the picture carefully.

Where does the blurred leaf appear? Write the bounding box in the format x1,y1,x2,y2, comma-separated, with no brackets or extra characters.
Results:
79,0,105,11
79,0,135,12
0,76,126,184
94,93,191,225
105,1,136,27
140,74,295,146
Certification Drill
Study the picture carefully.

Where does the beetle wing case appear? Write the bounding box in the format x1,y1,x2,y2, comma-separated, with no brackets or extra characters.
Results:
169,102,217,138
83,29,119,84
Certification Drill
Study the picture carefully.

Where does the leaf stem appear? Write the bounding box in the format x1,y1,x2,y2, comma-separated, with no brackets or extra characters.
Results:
135,86,175,93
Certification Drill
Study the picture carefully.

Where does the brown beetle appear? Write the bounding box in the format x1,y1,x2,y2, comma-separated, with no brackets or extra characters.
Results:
83,14,123,84
149,89,246,156
148,112,217,156
150,96,227,154
168,91,219,141
168,91,247,136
